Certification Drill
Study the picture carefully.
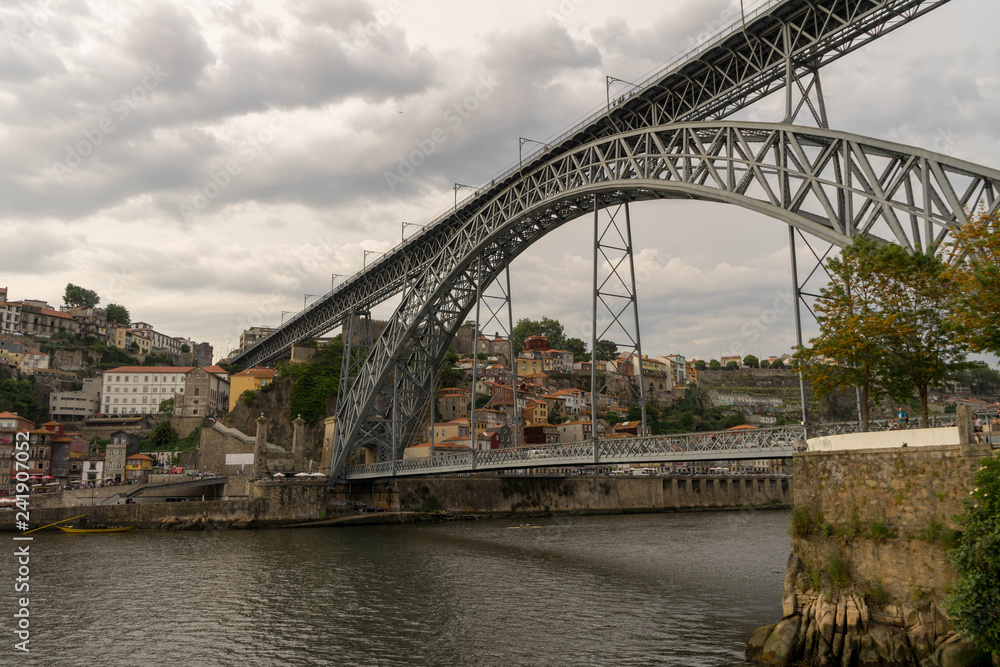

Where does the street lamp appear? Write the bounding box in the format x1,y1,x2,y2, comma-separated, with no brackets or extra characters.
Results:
281,310,296,324
606,75,639,112
363,250,384,271
519,137,548,169
331,273,345,289
304,294,320,308
402,221,425,241
454,183,474,213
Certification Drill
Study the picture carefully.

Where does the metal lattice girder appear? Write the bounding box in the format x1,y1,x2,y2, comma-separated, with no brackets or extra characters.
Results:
591,199,646,435
328,121,1000,480
230,0,952,371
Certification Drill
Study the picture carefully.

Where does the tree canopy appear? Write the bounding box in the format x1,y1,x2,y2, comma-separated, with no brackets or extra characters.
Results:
63,283,100,308
511,317,565,353
106,303,130,326
944,210,1000,355
795,237,969,428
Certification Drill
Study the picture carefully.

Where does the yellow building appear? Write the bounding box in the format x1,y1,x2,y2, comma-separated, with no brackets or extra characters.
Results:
516,358,545,375
109,323,129,351
125,453,154,482
228,367,278,412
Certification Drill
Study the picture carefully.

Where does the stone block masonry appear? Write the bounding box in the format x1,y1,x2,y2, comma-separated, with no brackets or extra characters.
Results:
747,444,998,666
793,445,987,537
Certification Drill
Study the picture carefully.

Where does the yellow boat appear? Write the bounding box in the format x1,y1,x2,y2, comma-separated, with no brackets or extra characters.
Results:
57,525,135,534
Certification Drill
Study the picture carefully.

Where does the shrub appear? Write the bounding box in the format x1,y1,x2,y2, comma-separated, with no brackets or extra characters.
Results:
828,551,852,589
791,506,821,537
869,519,897,543
847,511,865,539
862,579,890,608
946,453,1000,653
821,522,835,537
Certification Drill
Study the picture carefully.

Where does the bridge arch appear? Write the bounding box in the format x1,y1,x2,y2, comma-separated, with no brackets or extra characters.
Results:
331,121,1000,478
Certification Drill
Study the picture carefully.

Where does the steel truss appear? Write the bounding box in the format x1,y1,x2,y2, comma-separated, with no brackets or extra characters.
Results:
230,0,952,372
326,122,1000,480
591,198,646,439
470,261,518,454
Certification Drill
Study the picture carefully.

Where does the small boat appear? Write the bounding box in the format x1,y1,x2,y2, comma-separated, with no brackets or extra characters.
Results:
57,525,135,534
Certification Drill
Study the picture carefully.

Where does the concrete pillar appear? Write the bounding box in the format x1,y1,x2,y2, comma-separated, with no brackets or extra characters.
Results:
320,416,337,472
254,413,268,479
958,404,990,455
292,415,306,459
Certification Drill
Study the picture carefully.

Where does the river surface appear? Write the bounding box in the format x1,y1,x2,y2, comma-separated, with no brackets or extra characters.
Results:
6,509,790,666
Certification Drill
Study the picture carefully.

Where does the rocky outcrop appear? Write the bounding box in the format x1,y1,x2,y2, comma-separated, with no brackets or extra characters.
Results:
746,554,994,667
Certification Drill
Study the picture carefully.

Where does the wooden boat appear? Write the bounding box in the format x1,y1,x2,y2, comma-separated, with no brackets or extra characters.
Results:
57,525,135,534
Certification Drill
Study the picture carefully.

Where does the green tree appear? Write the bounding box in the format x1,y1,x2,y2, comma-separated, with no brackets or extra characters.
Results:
944,211,1000,355
743,354,759,368
947,453,1000,653
695,360,707,371
280,341,344,424
511,317,565,354
794,238,898,430
62,283,100,308
0,378,47,424
725,361,739,370
105,303,130,326
759,359,770,369
594,339,618,361
150,420,177,449
180,343,191,353
564,337,588,362
602,410,620,426
708,359,721,370
879,244,969,423
158,397,174,414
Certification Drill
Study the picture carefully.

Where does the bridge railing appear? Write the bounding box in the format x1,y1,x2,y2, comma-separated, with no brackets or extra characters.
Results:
341,418,961,478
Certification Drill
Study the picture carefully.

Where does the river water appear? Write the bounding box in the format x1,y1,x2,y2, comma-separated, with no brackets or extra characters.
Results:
8,509,790,666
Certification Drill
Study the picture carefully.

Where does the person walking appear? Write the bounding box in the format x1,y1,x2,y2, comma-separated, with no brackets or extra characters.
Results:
897,406,909,429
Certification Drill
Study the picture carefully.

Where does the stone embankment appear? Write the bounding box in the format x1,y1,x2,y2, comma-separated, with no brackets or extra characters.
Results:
746,429,997,667
3,474,791,531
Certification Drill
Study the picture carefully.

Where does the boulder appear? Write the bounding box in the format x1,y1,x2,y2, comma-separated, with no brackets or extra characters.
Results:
934,637,992,667
758,615,802,666
746,624,775,661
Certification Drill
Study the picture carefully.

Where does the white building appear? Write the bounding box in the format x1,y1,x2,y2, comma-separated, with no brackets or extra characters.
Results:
101,365,230,416
50,377,102,421
0,288,20,335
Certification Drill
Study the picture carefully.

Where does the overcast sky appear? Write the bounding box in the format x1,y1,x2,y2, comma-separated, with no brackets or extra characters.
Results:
1,0,997,364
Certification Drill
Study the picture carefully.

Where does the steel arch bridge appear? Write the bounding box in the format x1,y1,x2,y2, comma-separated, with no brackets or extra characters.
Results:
224,0,1000,481
325,122,1000,479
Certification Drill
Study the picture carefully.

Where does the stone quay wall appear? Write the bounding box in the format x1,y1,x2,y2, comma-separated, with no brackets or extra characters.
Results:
335,474,791,514
747,444,997,667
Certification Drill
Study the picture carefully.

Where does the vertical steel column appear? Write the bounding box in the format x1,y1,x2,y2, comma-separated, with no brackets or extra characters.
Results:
789,226,810,436
505,263,519,449
591,194,600,464
624,202,647,436
471,259,484,455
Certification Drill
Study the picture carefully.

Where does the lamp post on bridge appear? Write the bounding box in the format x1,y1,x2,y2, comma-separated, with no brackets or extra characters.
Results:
331,273,345,289
606,75,639,113
281,310,295,324
518,137,548,169
304,294,320,309
401,221,425,241
363,249,385,271
453,183,474,214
